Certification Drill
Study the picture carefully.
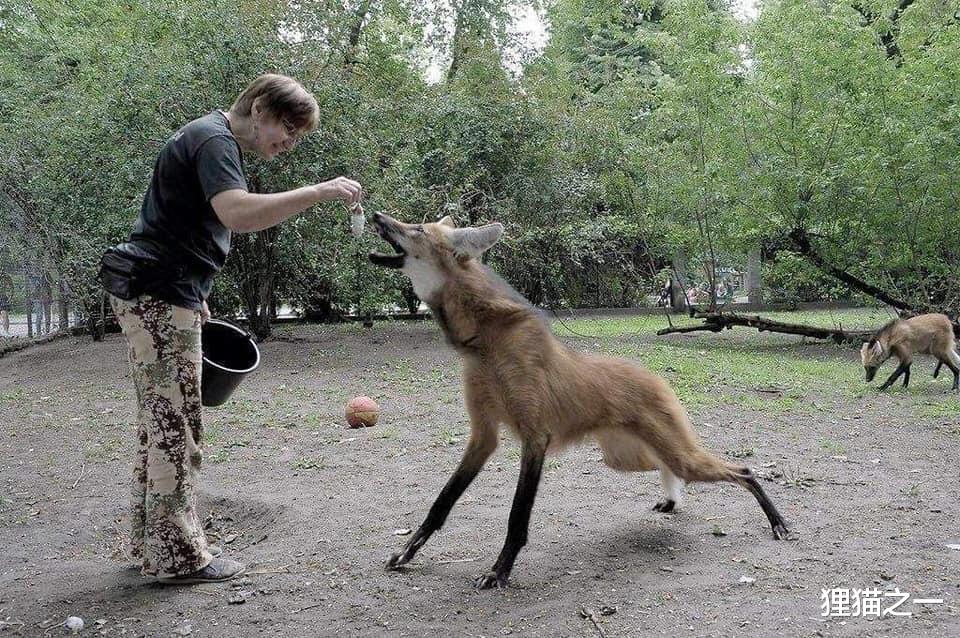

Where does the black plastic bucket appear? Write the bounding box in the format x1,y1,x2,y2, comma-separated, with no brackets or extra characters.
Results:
201,318,260,407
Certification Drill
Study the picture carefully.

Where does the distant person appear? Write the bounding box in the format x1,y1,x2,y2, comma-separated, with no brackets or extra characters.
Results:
657,280,671,307
722,281,735,302
100,73,364,585
716,281,729,302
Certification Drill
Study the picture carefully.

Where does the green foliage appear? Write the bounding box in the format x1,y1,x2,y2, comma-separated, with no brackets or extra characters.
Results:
1,0,957,333
496,215,660,306
762,251,850,304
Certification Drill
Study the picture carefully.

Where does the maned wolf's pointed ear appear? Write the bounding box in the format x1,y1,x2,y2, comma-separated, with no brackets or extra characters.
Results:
450,223,504,260
871,341,883,357
438,215,456,228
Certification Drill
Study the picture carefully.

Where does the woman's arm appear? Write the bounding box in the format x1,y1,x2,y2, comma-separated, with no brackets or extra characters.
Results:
211,176,362,233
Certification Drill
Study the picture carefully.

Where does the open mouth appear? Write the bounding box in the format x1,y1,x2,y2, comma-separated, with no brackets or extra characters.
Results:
368,217,406,269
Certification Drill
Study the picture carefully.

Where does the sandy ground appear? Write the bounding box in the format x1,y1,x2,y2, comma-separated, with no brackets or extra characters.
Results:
0,320,958,637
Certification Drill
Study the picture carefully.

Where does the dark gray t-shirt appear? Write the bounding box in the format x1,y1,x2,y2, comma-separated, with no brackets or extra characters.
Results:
124,111,247,309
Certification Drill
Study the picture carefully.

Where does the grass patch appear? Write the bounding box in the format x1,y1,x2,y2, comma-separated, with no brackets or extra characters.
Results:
300,413,331,428
597,340,850,410
433,425,462,447
374,426,401,441
820,439,847,455
205,423,223,444
914,398,960,419
84,437,124,463
726,446,756,459
207,449,230,464
546,308,950,414
380,358,422,394
293,456,326,470
0,389,28,403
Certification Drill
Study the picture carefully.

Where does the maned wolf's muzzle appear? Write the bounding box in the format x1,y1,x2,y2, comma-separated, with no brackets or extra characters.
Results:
369,212,407,269
865,366,877,382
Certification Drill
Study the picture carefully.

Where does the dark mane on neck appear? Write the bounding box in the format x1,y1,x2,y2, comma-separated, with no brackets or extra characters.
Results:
429,260,545,351
871,318,900,343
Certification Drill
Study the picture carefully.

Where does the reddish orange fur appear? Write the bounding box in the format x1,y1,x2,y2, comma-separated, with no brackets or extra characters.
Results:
862,313,958,368
373,213,788,587
432,251,745,484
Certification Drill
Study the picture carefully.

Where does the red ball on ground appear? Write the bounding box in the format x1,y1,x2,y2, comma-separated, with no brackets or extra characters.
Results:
345,395,379,428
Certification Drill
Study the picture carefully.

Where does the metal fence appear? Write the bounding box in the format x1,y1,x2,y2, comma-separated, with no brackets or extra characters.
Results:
0,270,84,341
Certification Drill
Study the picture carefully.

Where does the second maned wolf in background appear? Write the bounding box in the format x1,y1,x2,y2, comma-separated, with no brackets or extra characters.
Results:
369,212,789,589
860,313,960,391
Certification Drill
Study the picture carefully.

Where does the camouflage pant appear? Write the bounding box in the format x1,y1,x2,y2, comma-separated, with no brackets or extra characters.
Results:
110,294,213,577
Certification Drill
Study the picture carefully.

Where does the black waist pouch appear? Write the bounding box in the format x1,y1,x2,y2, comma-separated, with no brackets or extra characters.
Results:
99,242,185,300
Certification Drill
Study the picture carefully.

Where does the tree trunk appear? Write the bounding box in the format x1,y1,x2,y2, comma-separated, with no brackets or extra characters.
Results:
58,278,69,331
41,271,52,334
342,1,371,72
232,175,277,341
746,246,763,304
447,2,470,82
789,228,917,312
853,0,916,66
25,261,33,339
670,254,689,311
237,229,277,341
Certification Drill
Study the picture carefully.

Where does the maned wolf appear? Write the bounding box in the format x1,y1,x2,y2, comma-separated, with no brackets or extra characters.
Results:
369,212,789,589
860,314,960,391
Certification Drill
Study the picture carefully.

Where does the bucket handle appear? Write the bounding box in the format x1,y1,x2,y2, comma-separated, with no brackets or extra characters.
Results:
207,316,255,342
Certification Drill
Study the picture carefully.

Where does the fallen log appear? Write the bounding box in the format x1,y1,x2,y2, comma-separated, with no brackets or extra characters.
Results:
656,310,876,344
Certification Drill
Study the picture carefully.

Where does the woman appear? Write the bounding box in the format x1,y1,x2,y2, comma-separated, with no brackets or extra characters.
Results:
101,74,362,584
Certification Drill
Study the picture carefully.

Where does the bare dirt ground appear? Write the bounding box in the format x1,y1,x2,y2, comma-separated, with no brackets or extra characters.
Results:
1,319,958,637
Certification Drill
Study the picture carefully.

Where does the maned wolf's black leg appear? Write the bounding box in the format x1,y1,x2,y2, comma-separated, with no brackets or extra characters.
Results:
652,499,676,513
386,436,495,570
737,468,790,540
947,360,960,391
933,361,943,378
902,363,911,388
475,437,548,589
879,363,908,390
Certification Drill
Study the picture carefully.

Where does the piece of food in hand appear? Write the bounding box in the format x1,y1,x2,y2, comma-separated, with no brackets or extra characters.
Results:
350,202,365,237
345,395,379,428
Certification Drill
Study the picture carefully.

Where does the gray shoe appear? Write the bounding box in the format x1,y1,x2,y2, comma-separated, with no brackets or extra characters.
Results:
157,557,245,585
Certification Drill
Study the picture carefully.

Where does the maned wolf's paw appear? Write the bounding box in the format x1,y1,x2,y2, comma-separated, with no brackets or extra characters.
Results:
475,571,509,590
385,552,410,570
652,499,676,513
772,522,790,540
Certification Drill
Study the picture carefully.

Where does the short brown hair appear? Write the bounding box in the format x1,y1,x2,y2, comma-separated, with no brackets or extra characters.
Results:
231,73,319,134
